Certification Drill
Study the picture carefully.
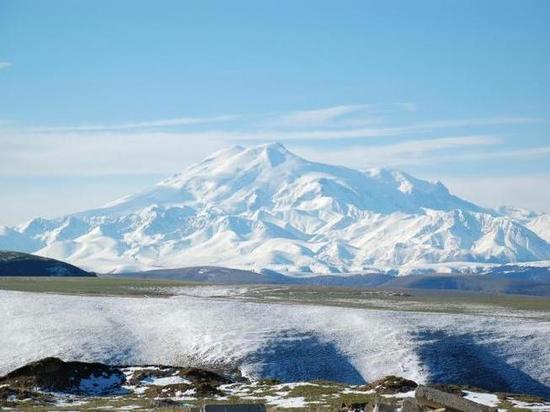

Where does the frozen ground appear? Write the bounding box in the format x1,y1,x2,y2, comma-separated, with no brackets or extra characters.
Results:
1,287,549,398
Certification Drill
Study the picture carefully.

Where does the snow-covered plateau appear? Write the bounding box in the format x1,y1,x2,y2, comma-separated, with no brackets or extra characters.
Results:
1,142,550,274
1,288,549,398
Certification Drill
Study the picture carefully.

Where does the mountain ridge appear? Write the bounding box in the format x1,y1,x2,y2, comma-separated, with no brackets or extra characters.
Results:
0,250,92,276
1,142,549,274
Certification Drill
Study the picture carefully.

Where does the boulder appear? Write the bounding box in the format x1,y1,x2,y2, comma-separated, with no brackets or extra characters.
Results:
0,357,125,395
365,375,418,394
415,385,497,412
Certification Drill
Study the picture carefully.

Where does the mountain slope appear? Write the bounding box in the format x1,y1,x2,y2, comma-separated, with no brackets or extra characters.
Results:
0,251,92,276
496,206,550,243
1,143,549,274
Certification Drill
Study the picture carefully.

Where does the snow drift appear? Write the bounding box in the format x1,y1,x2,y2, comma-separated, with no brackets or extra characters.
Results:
1,289,549,397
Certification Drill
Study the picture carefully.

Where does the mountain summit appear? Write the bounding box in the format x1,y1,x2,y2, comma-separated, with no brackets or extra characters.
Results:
2,143,549,274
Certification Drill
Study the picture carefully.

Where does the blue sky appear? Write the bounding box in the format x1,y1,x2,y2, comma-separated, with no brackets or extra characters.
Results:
1,0,549,224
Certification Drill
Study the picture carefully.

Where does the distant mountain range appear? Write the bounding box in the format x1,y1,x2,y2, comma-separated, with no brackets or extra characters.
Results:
1,143,549,275
118,264,550,296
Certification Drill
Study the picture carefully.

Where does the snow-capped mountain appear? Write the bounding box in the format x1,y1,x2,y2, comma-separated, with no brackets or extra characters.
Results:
2,143,550,274
496,206,550,243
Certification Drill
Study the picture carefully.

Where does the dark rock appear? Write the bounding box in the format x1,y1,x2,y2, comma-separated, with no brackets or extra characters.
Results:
177,367,233,396
416,385,497,412
144,383,193,398
342,401,368,411
376,403,401,412
129,365,233,398
194,381,224,397
364,375,418,394
179,367,233,386
0,357,125,395
0,385,54,407
401,398,422,412
126,366,180,386
342,400,399,412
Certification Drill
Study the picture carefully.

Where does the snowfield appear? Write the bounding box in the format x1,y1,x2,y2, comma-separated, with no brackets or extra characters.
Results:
1,288,549,398
1,143,549,274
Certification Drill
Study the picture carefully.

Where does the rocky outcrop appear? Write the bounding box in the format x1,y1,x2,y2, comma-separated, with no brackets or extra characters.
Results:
403,386,497,412
1,358,548,411
0,357,124,394
363,375,418,394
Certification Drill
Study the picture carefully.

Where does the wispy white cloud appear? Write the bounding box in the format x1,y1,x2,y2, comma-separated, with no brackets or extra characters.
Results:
25,115,239,132
15,103,540,140
0,104,545,177
261,103,537,132
0,130,229,176
235,126,404,141
438,174,550,214
0,103,548,224
4,128,547,178
269,104,373,127
265,116,539,142
297,136,503,168
265,103,420,128
416,117,539,129
293,129,550,171
0,62,12,70
436,145,550,162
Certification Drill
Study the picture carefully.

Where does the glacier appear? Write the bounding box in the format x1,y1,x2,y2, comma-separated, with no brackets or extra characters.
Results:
1,142,549,274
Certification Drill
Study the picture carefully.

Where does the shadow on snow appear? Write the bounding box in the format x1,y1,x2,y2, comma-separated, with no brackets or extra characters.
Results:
414,330,550,398
244,331,365,384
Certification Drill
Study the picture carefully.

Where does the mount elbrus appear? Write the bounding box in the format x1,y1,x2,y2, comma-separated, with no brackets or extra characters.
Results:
1,143,549,274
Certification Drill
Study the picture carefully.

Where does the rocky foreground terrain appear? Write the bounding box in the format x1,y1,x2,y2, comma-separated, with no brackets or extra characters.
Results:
0,358,548,411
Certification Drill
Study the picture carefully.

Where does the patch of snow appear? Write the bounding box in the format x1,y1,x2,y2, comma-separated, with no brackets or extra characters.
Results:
342,388,376,395
272,382,320,390
176,286,250,298
172,388,197,399
55,399,89,407
508,399,550,411
143,376,191,386
382,390,416,398
264,395,307,408
462,390,499,407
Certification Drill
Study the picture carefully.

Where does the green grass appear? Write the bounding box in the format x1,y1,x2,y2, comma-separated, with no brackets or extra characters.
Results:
242,285,550,314
283,383,379,409
2,395,153,411
285,383,341,400
0,276,548,316
0,276,199,297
